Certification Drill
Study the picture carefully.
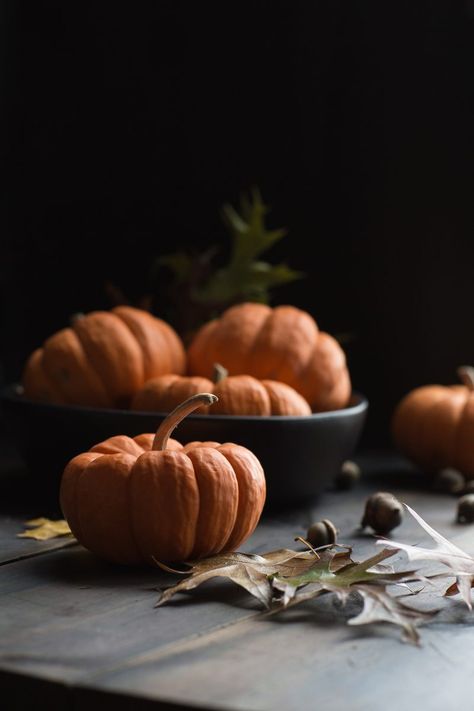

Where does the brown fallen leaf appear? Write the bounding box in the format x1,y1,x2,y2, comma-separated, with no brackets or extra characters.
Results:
270,547,435,643
155,548,353,609
347,585,434,645
18,518,73,541
155,543,434,643
377,504,474,610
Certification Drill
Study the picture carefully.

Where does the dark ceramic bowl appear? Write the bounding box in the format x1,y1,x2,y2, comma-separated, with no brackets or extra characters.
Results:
0,384,368,508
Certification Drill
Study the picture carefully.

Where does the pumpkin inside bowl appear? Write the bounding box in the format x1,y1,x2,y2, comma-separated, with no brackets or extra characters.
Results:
131,370,312,416
187,302,351,412
21,306,186,409
0,384,368,509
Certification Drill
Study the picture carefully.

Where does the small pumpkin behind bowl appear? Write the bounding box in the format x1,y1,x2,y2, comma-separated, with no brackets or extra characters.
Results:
391,366,474,478
22,306,186,409
60,393,266,565
186,302,351,412
131,364,312,416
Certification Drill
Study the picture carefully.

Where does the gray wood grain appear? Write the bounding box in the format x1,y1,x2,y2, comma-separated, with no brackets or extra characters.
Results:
86,600,474,711
0,518,304,683
0,451,473,710
0,440,74,564
80,526,474,711
0,514,78,565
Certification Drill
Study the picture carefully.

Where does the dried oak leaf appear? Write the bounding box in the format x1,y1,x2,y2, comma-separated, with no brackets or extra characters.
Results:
155,548,352,609
272,548,415,601
377,504,474,610
155,545,432,643
272,547,433,643
18,518,73,541
347,585,434,645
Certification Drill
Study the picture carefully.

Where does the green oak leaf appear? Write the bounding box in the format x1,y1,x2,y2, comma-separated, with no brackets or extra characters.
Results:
150,188,305,335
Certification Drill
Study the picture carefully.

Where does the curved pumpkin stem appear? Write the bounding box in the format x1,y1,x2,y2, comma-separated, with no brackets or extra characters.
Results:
152,393,218,451
458,366,474,391
213,363,228,384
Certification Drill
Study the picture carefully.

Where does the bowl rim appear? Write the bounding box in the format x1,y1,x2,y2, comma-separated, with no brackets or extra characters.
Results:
0,383,368,422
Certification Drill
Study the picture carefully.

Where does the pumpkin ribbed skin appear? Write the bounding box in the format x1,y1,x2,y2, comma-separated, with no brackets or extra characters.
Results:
187,303,351,411
22,306,186,408
60,432,266,564
131,373,311,416
132,374,214,414
213,376,311,416
391,379,474,477
258,379,312,416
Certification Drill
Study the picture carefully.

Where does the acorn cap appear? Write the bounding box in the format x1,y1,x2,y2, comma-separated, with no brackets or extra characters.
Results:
306,519,338,547
361,491,403,535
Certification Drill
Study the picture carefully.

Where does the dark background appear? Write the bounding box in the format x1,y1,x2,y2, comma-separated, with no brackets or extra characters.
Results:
2,1,474,447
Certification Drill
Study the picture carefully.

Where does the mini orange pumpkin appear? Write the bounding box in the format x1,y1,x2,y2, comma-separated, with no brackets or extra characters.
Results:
60,393,266,564
391,366,474,477
213,375,312,416
131,365,312,416
22,306,186,409
187,302,351,412
132,374,215,413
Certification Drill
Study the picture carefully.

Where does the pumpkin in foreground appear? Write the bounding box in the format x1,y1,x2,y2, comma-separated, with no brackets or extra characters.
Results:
392,366,474,477
22,306,186,409
187,302,351,412
131,365,311,416
60,393,266,564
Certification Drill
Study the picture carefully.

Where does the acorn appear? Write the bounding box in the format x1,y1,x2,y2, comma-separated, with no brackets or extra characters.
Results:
433,468,465,495
305,519,338,547
457,494,474,523
335,460,361,490
361,492,403,535
461,480,474,496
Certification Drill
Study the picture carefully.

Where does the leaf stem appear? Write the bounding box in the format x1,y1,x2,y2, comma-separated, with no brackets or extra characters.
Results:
294,536,320,559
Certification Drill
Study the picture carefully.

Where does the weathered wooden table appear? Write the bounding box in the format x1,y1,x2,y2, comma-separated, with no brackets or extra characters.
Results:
2,446,474,711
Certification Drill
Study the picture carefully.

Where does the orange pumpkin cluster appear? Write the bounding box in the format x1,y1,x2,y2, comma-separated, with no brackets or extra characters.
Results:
132,373,312,416
22,299,474,568
22,302,352,564
22,302,352,416
188,302,351,412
